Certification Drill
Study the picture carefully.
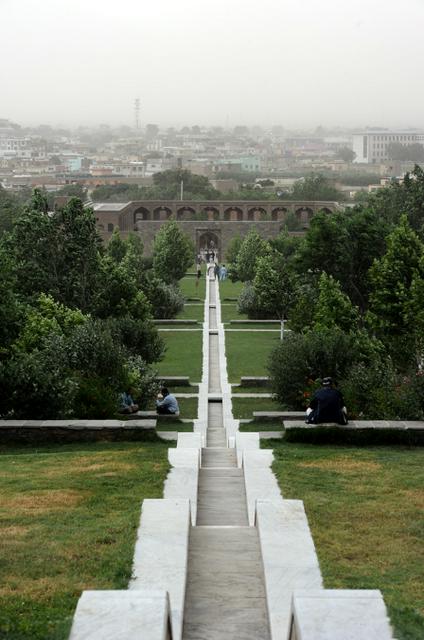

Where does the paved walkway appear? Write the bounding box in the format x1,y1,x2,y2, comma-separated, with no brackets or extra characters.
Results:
182,278,271,640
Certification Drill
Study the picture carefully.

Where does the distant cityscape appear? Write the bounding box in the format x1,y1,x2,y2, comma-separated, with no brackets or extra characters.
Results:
1,117,424,202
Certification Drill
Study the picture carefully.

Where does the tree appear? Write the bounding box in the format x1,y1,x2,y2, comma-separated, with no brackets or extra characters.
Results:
252,253,297,320
291,174,344,201
367,215,424,364
151,169,220,200
235,229,269,282
313,273,359,333
107,227,128,263
337,147,356,163
152,220,194,284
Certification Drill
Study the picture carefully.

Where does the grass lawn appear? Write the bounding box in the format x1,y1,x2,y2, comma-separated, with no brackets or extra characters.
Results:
221,304,248,322
225,331,280,382
179,275,206,301
232,386,271,394
218,279,244,299
0,441,170,640
156,331,202,381
176,304,205,321
156,421,194,432
239,420,282,432
262,441,424,640
232,396,285,419
148,397,198,419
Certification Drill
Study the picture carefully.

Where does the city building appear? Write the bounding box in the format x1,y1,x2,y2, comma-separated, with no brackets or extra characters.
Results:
353,130,424,164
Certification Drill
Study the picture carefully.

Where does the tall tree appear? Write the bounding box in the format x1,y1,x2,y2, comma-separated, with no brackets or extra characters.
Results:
235,228,269,282
152,220,194,284
313,272,359,333
253,253,297,320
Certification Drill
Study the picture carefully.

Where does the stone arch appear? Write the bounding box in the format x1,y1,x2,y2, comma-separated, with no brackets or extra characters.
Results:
177,206,196,220
295,207,314,227
203,206,220,221
319,207,332,214
271,207,287,221
198,231,220,257
153,206,172,221
247,207,267,221
134,206,151,228
224,207,243,221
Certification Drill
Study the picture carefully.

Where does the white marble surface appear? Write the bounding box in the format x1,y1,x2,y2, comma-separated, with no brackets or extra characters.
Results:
177,432,202,450
235,432,259,467
129,499,191,640
256,500,323,640
291,589,394,639
168,448,199,468
69,590,172,640
192,276,209,441
243,450,282,525
164,467,198,525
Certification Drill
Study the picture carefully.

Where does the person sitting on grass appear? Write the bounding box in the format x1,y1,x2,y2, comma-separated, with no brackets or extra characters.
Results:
156,387,180,415
305,377,348,425
119,389,139,414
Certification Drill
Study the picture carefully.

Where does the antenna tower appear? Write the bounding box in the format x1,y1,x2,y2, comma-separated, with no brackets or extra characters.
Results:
134,98,140,130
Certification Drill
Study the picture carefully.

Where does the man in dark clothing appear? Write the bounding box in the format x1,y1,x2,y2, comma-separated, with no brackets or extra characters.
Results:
306,377,348,425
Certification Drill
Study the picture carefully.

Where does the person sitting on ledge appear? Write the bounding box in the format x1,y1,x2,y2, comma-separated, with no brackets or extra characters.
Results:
306,377,348,425
156,387,180,415
119,389,139,414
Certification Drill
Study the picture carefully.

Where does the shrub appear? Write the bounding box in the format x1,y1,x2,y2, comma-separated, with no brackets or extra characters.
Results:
142,275,184,319
73,376,118,419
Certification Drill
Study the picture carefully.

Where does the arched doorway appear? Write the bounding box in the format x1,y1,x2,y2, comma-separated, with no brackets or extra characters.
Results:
271,207,287,222
198,231,220,261
134,207,151,229
177,206,196,220
203,207,220,221
153,207,172,220
247,207,267,221
224,207,243,221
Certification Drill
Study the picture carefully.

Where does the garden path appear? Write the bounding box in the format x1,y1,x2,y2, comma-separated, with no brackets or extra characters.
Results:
182,276,271,640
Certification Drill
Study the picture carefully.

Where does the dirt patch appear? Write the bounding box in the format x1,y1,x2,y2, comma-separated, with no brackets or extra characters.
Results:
42,460,136,477
153,463,165,472
297,457,382,473
0,575,98,600
0,525,32,537
400,489,424,509
0,490,84,514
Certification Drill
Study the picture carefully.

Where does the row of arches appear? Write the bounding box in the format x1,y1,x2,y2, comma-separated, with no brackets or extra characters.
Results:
133,205,333,226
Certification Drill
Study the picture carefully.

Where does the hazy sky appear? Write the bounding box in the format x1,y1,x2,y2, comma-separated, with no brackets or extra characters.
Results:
2,0,424,129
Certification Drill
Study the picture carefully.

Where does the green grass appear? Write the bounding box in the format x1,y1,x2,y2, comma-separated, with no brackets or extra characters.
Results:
218,279,244,299
232,396,285,419
239,421,283,432
221,304,248,322
148,397,198,419
176,304,205,321
0,441,170,640
262,441,424,640
231,386,271,394
157,331,202,381
225,331,280,382
156,421,194,432
225,323,280,330
179,275,206,301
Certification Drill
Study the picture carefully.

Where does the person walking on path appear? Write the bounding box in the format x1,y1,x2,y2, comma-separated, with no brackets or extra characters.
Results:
214,262,220,279
219,264,228,281
195,260,202,288
306,377,348,424
156,387,180,415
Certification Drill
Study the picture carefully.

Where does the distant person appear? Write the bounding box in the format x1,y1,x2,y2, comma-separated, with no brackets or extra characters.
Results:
119,390,139,414
214,262,220,278
205,250,211,263
211,250,215,262
156,387,180,415
219,264,228,281
306,377,348,425
195,261,202,287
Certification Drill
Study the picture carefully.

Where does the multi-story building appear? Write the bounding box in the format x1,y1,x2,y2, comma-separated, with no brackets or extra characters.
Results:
353,130,424,164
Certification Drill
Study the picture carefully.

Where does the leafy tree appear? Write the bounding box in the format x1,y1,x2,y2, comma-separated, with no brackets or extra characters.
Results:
337,147,356,163
225,235,243,264
252,253,297,320
291,174,344,201
0,186,22,236
313,273,359,333
151,169,220,200
235,228,269,282
107,227,128,263
367,215,424,339
152,220,194,284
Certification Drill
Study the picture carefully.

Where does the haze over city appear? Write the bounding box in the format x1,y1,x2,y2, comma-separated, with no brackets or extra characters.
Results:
2,0,424,129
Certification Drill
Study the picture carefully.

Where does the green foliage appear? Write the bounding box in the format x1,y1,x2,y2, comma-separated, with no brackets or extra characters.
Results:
225,234,243,264
152,220,194,284
337,147,356,163
367,215,424,344
73,376,119,419
0,185,22,236
235,228,269,282
291,174,344,201
141,274,184,319
251,253,297,320
268,328,382,409
107,226,128,263
313,273,359,332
